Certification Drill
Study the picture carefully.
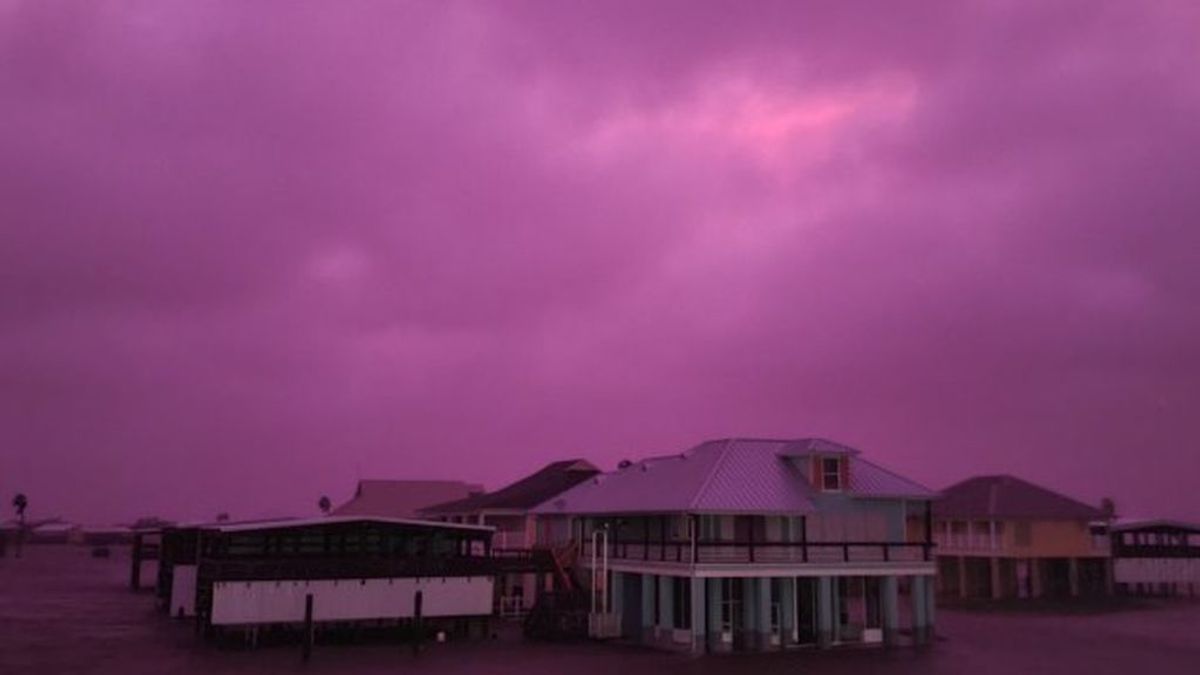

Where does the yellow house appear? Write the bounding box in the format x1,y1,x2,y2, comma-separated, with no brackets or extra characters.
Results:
932,475,1111,600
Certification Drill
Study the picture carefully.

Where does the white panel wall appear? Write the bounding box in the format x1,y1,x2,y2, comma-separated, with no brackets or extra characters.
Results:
210,576,494,626
170,564,198,617
1115,558,1200,584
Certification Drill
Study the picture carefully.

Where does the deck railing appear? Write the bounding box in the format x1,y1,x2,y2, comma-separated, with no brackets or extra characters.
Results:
581,539,932,565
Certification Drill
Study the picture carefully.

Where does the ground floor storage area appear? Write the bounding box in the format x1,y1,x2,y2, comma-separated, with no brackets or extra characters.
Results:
936,555,1111,600
610,571,935,653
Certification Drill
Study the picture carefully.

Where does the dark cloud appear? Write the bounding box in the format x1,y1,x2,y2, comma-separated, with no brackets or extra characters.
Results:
1,1,1197,524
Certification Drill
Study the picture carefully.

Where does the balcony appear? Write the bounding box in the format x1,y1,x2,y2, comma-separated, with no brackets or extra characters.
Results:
580,539,933,567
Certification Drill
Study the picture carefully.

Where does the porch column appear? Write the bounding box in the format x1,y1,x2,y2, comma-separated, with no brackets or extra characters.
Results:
881,576,900,646
659,574,674,631
706,578,723,651
957,556,968,598
690,577,706,653
641,574,655,644
757,577,772,650
990,557,1003,599
816,576,834,648
1030,558,1043,598
780,577,796,648
924,574,936,638
1069,558,1080,597
911,575,928,645
741,577,758,649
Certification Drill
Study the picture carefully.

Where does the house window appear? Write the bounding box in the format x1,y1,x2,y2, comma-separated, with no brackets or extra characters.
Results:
821,457,842,491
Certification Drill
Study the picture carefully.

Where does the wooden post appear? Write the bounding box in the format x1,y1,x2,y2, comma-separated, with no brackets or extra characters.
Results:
130,533,143,591
412,590,423,656
302,593,314,662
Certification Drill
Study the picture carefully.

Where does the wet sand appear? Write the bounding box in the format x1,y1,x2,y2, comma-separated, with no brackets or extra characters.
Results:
2,545,1197,675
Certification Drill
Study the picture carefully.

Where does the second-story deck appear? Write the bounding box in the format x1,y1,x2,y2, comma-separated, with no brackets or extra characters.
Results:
581,538,932,568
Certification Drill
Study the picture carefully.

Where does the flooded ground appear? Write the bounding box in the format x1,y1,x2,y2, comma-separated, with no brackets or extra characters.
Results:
2,545,1198,675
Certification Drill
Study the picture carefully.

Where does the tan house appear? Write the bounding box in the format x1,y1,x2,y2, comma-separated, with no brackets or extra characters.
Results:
933,475,1111,600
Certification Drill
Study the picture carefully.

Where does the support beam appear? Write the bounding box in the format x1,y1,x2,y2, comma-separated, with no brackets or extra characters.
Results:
659,574,674,631
924,575,936,638
706,578,722,652
640,574,655,644
302,593,314,662
690,577,706,653
957,556,967,599
990,557,1003,600
779,577,796,649
882,576,900,646
757,577,772,651
1069,558,1080,598
1030,558,1043,598
816,576,834,648
911,576,928,646
741,577,757,650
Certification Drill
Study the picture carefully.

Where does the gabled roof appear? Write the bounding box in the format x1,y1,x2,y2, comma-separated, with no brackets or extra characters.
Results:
933,475,1105,520
534,438,936,516
333,480,484,519
420,460,600,515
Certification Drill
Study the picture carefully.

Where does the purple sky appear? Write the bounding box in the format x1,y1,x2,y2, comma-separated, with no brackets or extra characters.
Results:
2,1,1199,526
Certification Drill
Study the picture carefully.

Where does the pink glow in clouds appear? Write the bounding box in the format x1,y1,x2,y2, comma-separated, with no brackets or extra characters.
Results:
2,1,1199,525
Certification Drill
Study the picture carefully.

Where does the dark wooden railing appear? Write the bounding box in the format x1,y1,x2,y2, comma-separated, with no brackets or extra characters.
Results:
581,539,932,565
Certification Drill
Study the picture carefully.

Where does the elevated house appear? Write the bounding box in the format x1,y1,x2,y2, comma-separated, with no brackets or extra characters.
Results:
932,475,1111,600
1110,518,1200,597
419,459,601,616
533,438,939,653
333,480,484,519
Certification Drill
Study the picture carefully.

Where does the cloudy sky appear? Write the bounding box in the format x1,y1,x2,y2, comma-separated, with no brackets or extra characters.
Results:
2,1,1198,525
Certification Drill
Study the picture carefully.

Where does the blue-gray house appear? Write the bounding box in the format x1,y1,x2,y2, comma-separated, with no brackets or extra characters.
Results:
535,437,939,653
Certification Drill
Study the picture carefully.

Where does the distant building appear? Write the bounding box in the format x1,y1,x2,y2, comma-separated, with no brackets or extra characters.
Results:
27,521,81,544
534,438,939,653
932,475,1111,600
419,459,601,616
1110,518,1200,597
332,479,484,519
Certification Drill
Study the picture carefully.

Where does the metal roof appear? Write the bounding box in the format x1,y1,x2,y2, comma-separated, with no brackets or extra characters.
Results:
534,438,935,516
933,475,1105,520
848,456,940,499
